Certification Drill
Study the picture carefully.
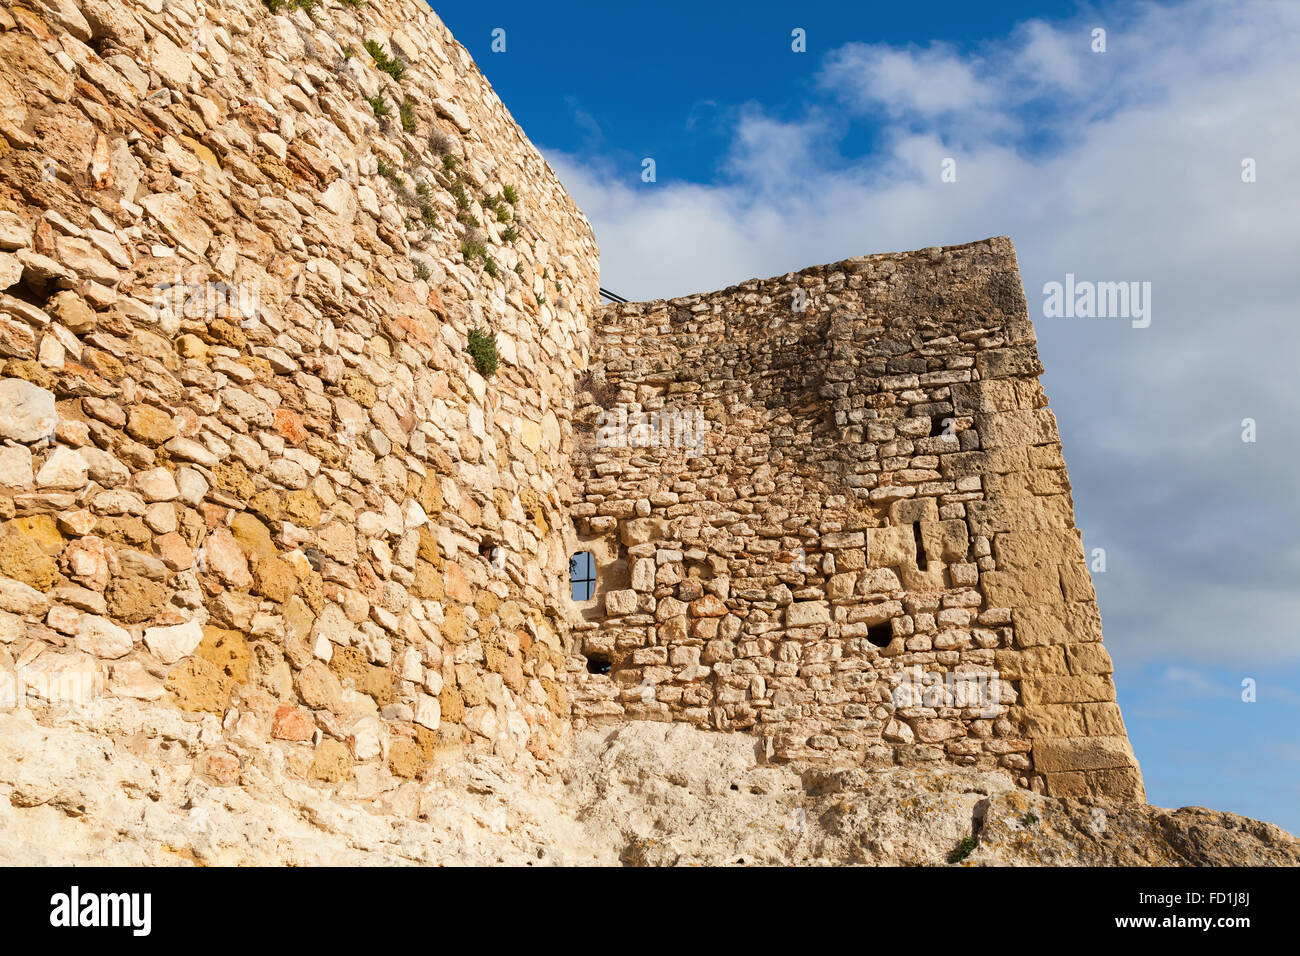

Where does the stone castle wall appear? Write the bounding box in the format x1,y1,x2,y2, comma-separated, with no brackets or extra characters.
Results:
568,238,1144,802
0,0,599,797
0,0,1144,822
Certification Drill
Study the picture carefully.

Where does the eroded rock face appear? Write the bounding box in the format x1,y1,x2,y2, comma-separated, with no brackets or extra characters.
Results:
0,713,1291,867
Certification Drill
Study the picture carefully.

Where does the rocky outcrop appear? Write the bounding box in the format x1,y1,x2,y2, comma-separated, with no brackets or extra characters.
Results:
0,711,1292,866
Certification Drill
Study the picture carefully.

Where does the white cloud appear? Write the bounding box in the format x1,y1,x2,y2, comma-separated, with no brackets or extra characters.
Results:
818,41,993,118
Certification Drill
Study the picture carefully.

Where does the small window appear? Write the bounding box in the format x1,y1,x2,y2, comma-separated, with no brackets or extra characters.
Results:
570,551,596,601
586,652,611,675
867,622,894,648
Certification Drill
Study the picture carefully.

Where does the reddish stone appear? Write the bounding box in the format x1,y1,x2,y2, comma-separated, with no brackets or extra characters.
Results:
271,703,315,742
394,313,433,348
204,752,241,786
425,287,445,317
174,407,201,437
274,407,307,445
689,594,728,617
153,531,195,571
202,525,252,588
199,502,228,530
60,361,112,393
445,562,473,603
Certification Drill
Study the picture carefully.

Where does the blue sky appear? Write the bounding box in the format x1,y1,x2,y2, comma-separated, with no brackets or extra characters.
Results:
436,0,1300,832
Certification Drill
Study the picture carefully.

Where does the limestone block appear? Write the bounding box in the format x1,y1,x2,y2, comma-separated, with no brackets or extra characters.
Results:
966,495,1074,536
1081,701,1127,736
980,570,1061,609
620,516,668,546
1067,643,1114,675
0,445,32,488
1032,735,1138,773
1011,704,1087,738
994,645,1067,680
785,601,831,627
889,498,939,526
1019,675,1115,706
923,519,970,563
1086,766,1146,802
73,614,133,659
994,529,1085,571
0,379,55,443
143,620,204,664
867,526,911,568
630,558,655,591
605,589,637,616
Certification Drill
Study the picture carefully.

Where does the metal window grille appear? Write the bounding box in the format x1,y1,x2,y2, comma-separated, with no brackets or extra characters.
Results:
570,551,595,601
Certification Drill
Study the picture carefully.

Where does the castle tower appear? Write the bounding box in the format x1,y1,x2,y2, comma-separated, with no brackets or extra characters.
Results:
568,238,1145,802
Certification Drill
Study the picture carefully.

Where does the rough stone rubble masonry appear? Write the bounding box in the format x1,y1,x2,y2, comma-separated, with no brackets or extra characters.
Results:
570,240,1144,803
0,0,1141,809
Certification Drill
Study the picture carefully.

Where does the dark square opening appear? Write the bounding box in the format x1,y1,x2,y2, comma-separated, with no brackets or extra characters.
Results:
867,623,894,648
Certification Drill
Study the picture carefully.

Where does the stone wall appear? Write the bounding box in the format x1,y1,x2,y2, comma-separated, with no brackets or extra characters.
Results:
569,238,1144,802
0,0,1144,821
0,0,599,796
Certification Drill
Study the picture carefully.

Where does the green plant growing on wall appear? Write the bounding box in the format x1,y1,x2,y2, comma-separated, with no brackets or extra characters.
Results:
266,0,318,13
364,39,406,81
400,98,417,133
501,225,519,243
502,184,519,205
413,260,431,281
460,238,487,263
513,262,524,275
339,0,365,7
466,326,498,377
946,836,977,864
367,95,390,118
484,257,500,279
450,182,470,210
420,200,438,228
441,154,459,173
